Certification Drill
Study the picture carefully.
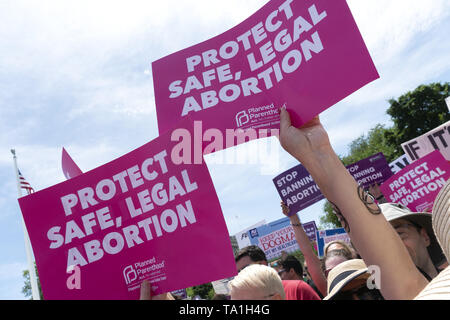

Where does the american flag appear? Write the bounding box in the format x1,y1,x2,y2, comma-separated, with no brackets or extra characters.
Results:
18,170,34,195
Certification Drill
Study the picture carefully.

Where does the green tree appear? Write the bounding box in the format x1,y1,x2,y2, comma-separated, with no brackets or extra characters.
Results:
319,124,396,229
320,125,400,229
22,263,43,300
385,82,450,148
341,124,401,165
319,201,342,229
187,282,215,300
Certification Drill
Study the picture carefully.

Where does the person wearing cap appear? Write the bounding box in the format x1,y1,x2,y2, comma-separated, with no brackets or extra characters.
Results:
278,107,433,299
415,179,450,299
380,203,447,281
324,259,384,300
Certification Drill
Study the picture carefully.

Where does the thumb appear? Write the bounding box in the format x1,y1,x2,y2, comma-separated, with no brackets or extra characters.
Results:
279,105,291,133
140,280,152,300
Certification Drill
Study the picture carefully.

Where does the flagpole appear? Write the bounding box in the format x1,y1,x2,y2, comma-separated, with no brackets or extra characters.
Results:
11,149,41,300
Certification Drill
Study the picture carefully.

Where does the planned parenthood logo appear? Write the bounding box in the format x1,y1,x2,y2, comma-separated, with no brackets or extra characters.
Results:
236,110,250,127
123,265,138,285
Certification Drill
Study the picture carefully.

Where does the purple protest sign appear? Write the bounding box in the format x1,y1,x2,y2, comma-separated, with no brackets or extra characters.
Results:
380,150,450,212
345,152,393,188
273,153,393,214
302,221,318,243
272,164,324,215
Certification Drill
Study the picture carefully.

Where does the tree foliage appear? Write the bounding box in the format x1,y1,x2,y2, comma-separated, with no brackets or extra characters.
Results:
188,282,215,300
342,124,401,165
385,82,450,148
22,263,43,300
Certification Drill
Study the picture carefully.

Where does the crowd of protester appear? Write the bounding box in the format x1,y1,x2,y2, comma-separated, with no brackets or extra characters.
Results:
140,107,450,300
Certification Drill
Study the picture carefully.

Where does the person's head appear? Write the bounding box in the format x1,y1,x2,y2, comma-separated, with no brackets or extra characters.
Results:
235,245,268,273
229,264,286,300
414,180,450,300
324,240,353,257
277,255,303,280
380,203,446,271
324,259,384,300
432,181,450,263
323,249,353,279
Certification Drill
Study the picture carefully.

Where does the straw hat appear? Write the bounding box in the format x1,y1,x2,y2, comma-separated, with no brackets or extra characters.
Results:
379,203,446,267
430,179,450,262
415,179,450,300
324,259,370,300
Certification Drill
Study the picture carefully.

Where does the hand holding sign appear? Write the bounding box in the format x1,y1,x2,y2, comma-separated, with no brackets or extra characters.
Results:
139,280,174,300
279,108,330,165
280,200,290,216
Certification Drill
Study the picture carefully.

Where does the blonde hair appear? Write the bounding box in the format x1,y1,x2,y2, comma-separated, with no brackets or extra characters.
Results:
229,264,285,299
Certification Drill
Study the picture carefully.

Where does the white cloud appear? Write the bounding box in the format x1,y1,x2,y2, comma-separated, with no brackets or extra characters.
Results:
348,0,448,64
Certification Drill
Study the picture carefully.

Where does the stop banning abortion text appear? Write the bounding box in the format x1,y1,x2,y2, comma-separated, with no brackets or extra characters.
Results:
47,149,199,270
169,1,328,117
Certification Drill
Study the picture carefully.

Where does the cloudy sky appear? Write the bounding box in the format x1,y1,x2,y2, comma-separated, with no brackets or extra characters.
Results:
0,0,449,299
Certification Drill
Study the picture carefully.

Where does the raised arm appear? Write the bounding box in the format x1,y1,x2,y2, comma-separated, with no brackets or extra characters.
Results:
281,201,327,297
278,107,428,299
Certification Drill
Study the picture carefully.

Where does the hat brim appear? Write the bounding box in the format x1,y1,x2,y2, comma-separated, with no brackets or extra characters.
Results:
324,269,369,300
388,212,446,267
381,205,446,268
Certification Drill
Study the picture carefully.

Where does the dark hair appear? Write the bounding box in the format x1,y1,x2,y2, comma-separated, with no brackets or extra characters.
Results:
235,245,267,263
280,255,303,277
333,286,384,300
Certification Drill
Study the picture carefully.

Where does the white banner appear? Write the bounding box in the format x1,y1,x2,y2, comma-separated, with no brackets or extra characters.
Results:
389,154,412,174
234,220,266,250
401,120,450,162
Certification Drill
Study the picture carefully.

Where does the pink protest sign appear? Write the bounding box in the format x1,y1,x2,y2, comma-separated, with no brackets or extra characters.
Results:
380,150,450,212
152,0,379,153
62,147,83,180
18,119,237,299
